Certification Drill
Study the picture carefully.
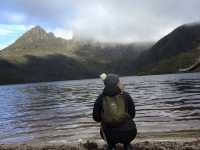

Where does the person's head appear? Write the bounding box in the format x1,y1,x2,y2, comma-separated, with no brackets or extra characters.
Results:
100,73,124,93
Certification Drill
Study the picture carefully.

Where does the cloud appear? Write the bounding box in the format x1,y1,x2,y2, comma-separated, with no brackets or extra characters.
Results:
52,28,73,39
8,13,26,23
2,11,26,24
0,24,32,50
67,0,183,42
0,28,12,36
0,43,9,50
1,0,200,43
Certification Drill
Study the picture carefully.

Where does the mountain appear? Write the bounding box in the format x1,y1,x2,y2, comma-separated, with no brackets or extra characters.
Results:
1,23,200,85
179,57,200,72
0,26,76,61
0,26,152,84
136,23,200,74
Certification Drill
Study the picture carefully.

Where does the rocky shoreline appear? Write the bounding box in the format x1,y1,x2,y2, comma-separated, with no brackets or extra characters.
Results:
1,130,200,149
0,140,200,150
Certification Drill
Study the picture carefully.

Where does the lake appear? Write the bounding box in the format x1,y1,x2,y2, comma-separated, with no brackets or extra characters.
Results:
0,73,200,144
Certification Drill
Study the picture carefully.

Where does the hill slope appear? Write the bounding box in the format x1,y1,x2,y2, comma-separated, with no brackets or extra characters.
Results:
1,23,200,85
0,26,151,84
136,23,200,74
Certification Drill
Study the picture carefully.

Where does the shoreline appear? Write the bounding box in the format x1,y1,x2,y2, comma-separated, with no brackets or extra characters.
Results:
0,140,200,150
0,130,200,150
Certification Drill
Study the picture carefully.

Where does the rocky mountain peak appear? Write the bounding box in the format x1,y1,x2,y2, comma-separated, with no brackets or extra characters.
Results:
2,26,58,50
16,26,55,44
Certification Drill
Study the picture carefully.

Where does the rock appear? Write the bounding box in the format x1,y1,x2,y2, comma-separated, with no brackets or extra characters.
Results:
183,146,199,150
83,141,98,150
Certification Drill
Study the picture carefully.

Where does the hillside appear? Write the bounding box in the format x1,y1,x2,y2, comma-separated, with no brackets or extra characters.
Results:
136,23,200,74
0,26,78,61
0,26,151,84
1,23,200,85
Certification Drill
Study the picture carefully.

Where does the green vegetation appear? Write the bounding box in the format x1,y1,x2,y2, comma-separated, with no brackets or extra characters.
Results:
135,23,200,75
137,49,200,75
0,23,200,85
0,26,151,84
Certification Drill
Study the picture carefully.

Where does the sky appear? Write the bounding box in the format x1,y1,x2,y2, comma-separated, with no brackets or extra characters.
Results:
0,0,200,49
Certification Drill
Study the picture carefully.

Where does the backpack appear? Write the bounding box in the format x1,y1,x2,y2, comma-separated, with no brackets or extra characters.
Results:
101,94,130,126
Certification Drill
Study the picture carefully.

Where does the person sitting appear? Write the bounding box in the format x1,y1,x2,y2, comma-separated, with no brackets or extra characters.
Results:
93,73,137,150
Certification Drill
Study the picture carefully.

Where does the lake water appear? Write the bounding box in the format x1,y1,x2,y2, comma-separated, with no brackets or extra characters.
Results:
0,73,200,144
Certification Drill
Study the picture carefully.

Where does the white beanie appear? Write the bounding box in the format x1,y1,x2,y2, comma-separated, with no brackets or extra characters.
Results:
100,73,107,81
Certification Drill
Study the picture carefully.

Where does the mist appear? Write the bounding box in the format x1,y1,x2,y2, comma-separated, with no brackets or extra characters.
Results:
1,0,200,43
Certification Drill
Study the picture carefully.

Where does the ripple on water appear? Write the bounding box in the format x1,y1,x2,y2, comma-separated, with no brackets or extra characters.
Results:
0,73,200,144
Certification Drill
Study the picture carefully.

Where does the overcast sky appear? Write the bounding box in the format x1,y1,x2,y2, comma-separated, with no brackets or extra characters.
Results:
0,0,200,49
